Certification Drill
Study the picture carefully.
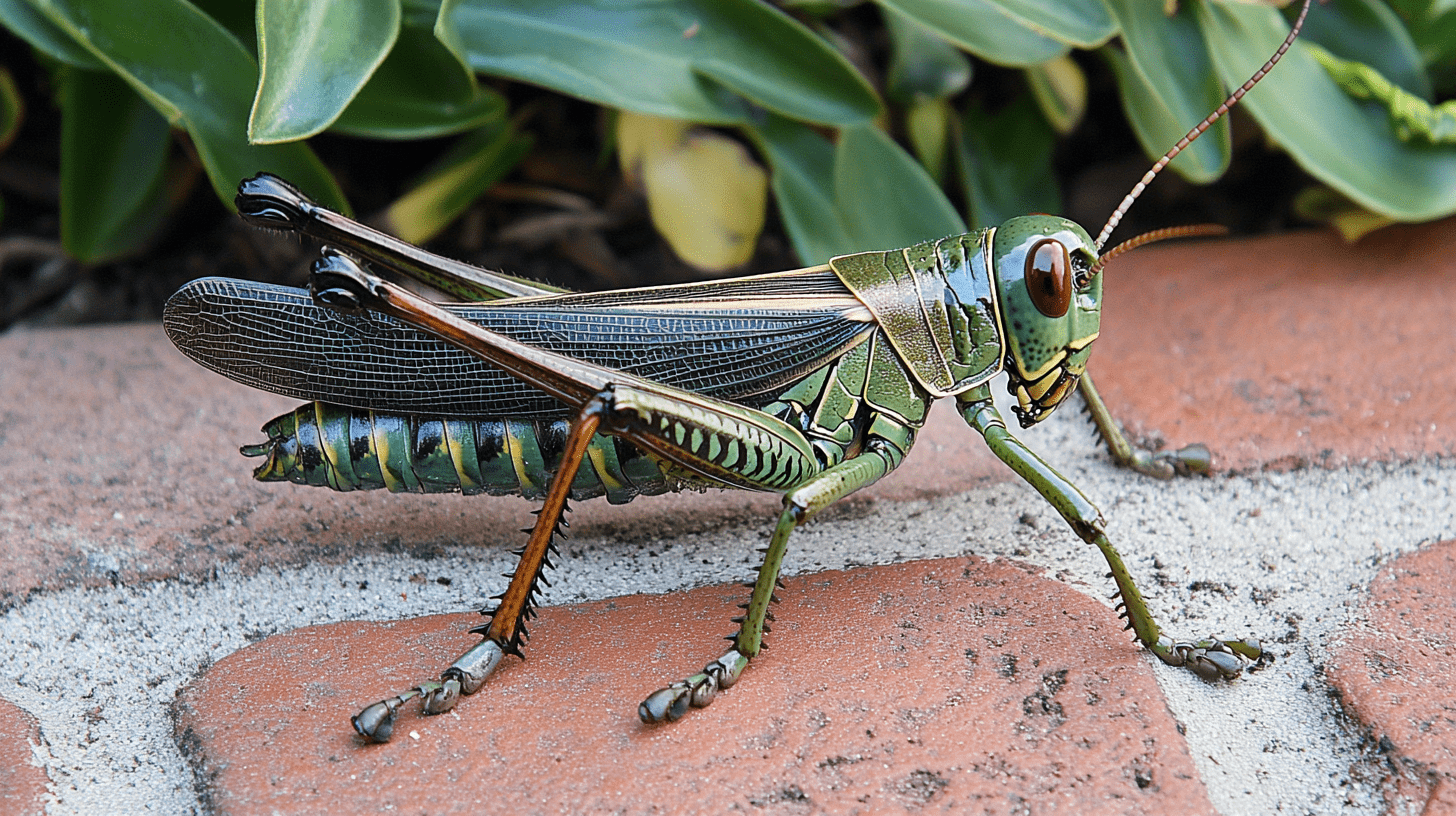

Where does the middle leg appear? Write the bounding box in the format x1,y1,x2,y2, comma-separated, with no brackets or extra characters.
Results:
638,442,902,723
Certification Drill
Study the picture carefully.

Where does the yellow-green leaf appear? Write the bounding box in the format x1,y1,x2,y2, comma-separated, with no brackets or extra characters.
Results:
1293,185,1396,242
383,123,531,244
905,98,950,183
618,112,767,272
616,112,689,183
1024,55,1086,136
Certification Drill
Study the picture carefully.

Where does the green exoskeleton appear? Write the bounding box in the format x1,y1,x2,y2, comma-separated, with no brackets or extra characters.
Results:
163,1,1310,743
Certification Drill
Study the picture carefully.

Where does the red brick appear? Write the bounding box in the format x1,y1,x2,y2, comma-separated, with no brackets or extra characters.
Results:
1095,219,1456,471
1327,539,1456,815
176,557,1213,815
0,698,46,816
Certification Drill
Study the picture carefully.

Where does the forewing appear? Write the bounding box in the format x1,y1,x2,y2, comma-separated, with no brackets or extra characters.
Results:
164,271,874,418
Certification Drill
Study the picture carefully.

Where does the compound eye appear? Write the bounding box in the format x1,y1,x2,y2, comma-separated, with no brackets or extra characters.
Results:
1025,239,1071,318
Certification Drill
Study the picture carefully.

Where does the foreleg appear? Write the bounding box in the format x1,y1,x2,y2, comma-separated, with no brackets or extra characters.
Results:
1078,370,1210,479
959,388,1262,680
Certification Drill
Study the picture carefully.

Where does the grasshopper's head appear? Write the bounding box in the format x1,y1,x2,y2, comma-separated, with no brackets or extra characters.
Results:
990,215,1101,428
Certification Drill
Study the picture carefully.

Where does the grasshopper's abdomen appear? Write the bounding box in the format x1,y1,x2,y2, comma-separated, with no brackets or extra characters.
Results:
244,402,690,504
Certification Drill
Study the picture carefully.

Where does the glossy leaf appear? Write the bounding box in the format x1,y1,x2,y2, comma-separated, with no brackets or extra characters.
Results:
333,23,507,140
250,0,401,143
835,125,965,252
748,117,963,264
1308,45,1456,144
1102,0,1228,183
1198,1,1456,220
954,95,1059,230
876,0,1067,66
383,122,531,244
0,0,101,69
883,5,971,103
436,0,879,126
25,0,348,212
1295,0,1429,99
743,115,853,264
59,69,172,261
991,0,1116,47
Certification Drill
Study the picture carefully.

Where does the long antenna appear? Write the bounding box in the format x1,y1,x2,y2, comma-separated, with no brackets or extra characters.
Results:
1091,224,1228,275
1094,0,1313,252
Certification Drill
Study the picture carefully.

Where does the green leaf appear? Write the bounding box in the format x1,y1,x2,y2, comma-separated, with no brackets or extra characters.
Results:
743,115,853,264
436,0,879,126
987,0,1116,48
250,0,401,143
1198,1,1456,221
953,95,1060,230
333,22,507,140
188,0,258,54
1292,184,1396,242
25,0,348,213
878,0,1116,64
1307,45,1456,144
1295,0,1430,100
1102,0,1228,183
883,5,971,103
0,0,102,68
58,69,172,261
834,124,965,250
876,0,1067,66
382,121,531,244
746,117,963,264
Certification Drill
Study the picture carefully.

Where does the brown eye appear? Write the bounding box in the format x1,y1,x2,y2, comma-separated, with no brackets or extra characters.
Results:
1025,239,1071,318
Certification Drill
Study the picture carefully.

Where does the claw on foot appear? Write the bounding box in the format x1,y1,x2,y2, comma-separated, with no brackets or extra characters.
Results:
639,650,749,724
352,639,508,743
1152,635,1265,680
1131,443,1212,479
352,688,421,743
1165,443,1212,477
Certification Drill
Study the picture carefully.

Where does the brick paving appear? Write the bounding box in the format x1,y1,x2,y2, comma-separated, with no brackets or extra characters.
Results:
1,219,1453,813
0,698,46,816
174,558,1215,815
1328,539,1456,815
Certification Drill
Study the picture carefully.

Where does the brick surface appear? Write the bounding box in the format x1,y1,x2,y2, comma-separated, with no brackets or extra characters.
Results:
175,557,1214,816
1328,539,1456,815
0,697,46,816
8,223,1453,812
1094,219,1456,471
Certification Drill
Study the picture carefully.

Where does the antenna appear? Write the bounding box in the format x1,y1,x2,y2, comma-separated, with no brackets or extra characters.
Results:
1094,0,1313,252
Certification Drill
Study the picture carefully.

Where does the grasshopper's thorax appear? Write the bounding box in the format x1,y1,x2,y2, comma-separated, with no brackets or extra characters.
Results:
989,215,1102,428
828,231,1005,399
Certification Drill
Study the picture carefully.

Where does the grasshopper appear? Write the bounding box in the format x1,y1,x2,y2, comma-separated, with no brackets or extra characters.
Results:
163,1,1309,743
